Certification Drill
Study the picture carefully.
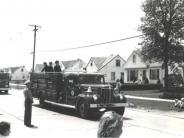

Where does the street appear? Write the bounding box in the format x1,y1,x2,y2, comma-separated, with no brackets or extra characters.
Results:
0,89,184,138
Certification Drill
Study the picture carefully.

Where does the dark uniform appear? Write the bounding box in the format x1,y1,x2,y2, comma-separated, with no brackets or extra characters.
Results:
54,60,61,72
41,62,49,72
47,66,54,72
47,62,54,72
23,83,33,127
54,65,61,72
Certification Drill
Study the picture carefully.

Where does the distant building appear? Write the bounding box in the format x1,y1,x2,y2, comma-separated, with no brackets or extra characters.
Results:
61,59,86,73
1,66,30,83
86,55,125,83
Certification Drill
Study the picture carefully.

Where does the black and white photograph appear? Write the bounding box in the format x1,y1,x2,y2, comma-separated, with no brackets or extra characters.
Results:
0,0,184,137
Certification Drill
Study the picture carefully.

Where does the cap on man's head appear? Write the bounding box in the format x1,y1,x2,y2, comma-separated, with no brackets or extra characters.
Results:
24,80,30,85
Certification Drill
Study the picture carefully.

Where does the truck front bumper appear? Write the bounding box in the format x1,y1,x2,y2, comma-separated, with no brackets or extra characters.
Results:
90,103,128,108
0,88,9,91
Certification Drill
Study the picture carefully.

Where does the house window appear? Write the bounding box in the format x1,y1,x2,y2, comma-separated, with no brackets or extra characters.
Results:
111,72,115,81
90,62,93,66
133,55,136,63
150,69,159,80
116,60,120,67
127,70,138,82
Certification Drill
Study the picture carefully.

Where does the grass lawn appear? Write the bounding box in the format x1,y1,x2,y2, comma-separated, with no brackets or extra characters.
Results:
123,90,163,98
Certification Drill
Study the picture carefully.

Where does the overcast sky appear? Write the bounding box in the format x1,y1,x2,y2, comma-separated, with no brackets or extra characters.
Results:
0,0,144,70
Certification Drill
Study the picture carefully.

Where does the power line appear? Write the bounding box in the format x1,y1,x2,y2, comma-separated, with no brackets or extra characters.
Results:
38,34,143,53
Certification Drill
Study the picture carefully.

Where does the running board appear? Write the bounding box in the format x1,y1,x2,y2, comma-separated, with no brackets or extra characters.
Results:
45,100,76,109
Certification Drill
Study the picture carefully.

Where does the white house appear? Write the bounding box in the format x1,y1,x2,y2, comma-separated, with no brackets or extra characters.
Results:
1,66,30,81
61,59,86,73
11,66,30,81
86,55,125,83
123,50,183,84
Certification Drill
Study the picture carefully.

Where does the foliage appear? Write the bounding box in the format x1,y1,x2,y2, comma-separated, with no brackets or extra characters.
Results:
139,0,184,89
120,83,163,90
168,74,184,87
139,0,184,64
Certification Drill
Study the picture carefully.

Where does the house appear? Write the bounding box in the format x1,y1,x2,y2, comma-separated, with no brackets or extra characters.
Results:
11,66,30,81
2,66,21,74
61,59,86,72
2,66,30,83
123,50,183,84
86,55,125,83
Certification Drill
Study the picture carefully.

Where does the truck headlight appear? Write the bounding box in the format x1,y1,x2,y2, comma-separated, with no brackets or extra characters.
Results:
120,94,124,100
93,95,98,101
5,85,9,87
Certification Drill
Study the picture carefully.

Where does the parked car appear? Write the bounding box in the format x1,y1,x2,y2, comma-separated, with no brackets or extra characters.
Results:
0,73,10,94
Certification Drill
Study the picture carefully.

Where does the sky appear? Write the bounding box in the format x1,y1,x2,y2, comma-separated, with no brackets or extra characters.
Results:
0,0,144,70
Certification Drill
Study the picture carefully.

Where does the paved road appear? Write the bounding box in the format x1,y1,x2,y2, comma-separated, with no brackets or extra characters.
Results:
0,89,183,138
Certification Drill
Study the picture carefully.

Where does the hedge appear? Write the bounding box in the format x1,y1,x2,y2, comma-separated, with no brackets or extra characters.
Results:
119,83,163,90
161,87,184,99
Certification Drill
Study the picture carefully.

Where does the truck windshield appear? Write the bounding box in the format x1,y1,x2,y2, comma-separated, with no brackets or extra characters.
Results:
79,75,105,84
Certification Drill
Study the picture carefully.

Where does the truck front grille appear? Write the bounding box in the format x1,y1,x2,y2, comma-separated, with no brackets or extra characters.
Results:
99,88,112,103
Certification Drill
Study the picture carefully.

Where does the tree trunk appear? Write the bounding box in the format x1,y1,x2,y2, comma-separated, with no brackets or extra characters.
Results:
164,59,168,90
163,32,170,90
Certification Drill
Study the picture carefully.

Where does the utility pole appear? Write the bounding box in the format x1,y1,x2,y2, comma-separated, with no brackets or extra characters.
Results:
29,25,41,72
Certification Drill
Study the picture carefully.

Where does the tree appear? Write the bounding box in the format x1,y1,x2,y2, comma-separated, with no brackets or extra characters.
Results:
139,0,184,90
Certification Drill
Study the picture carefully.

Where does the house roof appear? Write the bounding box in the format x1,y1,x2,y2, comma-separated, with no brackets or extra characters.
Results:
87,57,106,69
61,60,80,69
87,55,125,70
134,49,144,59
99,55,125,70
35,64,44,72
1,66,22,74
61,59,86,72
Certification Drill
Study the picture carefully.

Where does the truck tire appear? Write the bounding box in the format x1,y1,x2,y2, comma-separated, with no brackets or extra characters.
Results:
4,90,8,94
39,98,45,107
78,100,90,118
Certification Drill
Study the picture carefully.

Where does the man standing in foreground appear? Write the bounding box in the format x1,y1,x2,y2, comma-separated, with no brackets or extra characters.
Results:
23,80,34,127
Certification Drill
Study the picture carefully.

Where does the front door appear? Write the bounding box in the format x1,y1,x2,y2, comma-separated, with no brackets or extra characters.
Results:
143,70,146,80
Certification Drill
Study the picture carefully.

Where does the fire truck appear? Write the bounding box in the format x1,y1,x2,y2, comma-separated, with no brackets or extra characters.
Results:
30,72,127,118
0,73,10,94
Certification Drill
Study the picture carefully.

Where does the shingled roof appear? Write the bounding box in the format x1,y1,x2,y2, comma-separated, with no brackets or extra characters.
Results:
61,60,79,69
88,55,125,70
89,57,106,69
35,64,44,72
1,66,22,74
61,59,86,72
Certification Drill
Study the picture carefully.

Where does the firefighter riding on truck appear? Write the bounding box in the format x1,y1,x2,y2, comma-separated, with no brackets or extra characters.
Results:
30,72,127,118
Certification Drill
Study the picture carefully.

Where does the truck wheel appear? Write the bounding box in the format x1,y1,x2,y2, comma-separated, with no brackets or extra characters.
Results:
78,101,89,118
39,98,45,107
4,90,8,94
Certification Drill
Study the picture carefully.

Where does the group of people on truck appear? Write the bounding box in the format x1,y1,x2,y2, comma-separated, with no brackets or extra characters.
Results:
41,60,62,72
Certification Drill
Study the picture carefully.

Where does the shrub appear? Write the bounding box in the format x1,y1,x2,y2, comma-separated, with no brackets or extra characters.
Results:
119,83,163,90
